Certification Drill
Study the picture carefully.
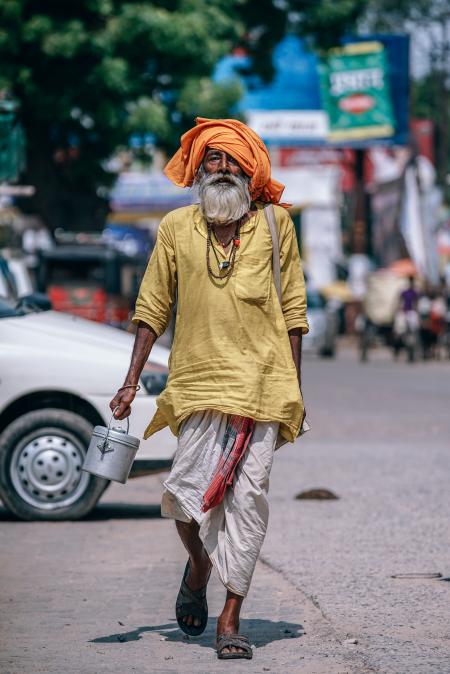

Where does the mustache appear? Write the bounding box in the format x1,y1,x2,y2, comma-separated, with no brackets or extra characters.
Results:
211,173,237,184
195,165,249,188
198,171,242,187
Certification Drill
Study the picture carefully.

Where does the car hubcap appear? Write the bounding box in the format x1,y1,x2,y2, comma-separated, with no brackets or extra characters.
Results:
10,431,90,510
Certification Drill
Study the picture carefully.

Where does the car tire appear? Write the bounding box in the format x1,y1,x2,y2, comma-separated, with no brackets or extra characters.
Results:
0,409,109,521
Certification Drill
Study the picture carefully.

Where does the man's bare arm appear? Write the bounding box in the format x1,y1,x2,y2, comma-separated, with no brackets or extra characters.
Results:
109,321,158,420
288,328,303,389
288,327,306,428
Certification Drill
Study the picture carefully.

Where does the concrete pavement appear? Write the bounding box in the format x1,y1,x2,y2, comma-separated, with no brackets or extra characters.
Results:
265,349,450,674
1,345,449,673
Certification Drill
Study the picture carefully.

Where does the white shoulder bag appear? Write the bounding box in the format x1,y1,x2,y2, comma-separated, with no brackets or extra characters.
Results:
264,203,310,443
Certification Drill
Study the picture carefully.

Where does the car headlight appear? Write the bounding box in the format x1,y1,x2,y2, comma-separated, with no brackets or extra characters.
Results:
140,371,168,395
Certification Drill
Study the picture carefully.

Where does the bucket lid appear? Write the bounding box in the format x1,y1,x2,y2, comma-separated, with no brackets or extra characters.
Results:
92,425,140,449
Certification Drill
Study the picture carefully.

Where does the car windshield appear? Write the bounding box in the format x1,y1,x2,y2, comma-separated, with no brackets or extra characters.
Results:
0,296,51,318
0,298,26,318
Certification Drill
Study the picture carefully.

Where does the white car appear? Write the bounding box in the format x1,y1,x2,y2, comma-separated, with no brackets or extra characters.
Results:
0,298,175,520
303,289,338,358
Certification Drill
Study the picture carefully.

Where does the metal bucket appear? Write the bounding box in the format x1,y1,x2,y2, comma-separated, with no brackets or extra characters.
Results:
82,409,140,484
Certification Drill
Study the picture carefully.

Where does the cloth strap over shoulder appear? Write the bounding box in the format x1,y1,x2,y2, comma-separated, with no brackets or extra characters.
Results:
264,204,311,442
264,204,282,304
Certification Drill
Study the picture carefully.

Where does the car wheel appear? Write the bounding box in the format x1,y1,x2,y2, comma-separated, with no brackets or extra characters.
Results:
0,409,109,521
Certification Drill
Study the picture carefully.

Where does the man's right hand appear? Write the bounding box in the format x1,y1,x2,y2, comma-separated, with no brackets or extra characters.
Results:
110,321,158,421
109,387,138,420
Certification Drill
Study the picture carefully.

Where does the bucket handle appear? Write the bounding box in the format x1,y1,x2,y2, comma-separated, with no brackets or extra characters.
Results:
109,406,130,435
97,408,130,458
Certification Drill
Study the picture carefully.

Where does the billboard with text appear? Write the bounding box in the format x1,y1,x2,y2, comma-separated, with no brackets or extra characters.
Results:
319,42,395,142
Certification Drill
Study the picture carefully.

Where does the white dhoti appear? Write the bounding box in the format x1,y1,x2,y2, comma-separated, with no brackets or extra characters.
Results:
161,410,278,597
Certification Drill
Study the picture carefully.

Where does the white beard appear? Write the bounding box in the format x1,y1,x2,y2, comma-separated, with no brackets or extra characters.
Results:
196,166,251,226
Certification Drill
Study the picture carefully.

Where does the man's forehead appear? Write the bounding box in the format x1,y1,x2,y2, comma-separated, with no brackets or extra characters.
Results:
204,146,235,158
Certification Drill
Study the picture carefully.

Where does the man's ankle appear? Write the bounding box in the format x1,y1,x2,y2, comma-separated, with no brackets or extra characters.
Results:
186,557,211,590
217,614,240,634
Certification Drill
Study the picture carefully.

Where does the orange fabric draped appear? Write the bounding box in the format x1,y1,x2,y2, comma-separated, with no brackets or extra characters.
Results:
164,117,285,204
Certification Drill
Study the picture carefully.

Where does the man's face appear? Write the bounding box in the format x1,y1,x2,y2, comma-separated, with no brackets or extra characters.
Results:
202,147,244,178
196,146,251,226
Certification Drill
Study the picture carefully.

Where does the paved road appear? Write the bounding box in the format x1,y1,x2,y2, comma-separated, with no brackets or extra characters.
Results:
2,346,450,673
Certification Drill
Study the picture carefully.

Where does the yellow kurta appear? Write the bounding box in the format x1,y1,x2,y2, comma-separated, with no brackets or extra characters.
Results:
132,203,309,442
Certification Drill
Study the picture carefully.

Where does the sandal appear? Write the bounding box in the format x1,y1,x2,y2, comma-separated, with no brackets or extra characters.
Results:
175,561,209,636
216,633,253,659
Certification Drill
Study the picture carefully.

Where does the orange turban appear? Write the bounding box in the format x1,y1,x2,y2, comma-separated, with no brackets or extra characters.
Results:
164,117,285,204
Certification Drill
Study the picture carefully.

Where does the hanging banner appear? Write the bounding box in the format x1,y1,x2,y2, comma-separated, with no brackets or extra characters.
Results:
319,41,395,142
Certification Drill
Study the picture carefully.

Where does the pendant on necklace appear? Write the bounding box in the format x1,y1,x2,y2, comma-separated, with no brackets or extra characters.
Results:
219,260,230,271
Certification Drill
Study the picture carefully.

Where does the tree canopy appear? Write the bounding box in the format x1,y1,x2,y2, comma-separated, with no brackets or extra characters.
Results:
0,1,247,229
1,0,448,230
287,0,368,49
0,0,294,230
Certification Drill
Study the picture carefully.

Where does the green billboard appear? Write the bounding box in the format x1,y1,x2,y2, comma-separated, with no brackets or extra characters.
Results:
319,41,395,142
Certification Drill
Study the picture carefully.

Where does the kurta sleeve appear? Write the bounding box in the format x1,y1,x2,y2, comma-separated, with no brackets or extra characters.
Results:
276,207,309,334
132,215,177,336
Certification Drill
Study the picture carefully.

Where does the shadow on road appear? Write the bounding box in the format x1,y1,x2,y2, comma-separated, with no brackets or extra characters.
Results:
0,503,162,521
86,503,162,520
90,617,305,649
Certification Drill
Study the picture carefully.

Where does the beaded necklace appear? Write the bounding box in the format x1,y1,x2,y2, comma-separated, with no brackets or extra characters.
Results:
206,222,241,280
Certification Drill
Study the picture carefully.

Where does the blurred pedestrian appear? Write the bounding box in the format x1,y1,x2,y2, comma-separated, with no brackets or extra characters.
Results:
430,288,446,357
418,284,433,359
441,276,450,358
399,275,419,314
393,276,419,361
110,117,309,660
418,284,446,359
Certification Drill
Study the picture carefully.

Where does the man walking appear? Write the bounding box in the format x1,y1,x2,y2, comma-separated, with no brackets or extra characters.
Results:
110,117,308,660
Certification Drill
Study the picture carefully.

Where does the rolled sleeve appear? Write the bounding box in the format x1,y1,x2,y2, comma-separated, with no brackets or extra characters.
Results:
277,208,309,334
132,216,177,336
